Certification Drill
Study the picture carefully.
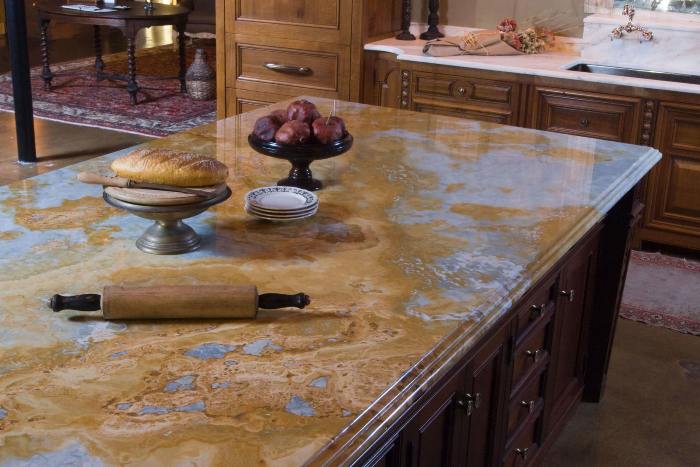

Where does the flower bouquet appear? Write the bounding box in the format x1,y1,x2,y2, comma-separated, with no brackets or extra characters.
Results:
423,18,556,57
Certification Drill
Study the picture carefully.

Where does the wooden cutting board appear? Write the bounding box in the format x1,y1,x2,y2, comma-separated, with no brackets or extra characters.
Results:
105,183,228,206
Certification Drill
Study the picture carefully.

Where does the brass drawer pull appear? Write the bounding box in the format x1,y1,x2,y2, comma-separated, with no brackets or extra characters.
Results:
515,447,529,461
520,399,536,413
560,289,575,303
580,118,591,128
530,303,546,320
525,349,543,362
264,63,312,75
457,86,467,96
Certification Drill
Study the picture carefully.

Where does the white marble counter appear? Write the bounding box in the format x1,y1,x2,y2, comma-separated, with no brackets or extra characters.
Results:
364,37,700,95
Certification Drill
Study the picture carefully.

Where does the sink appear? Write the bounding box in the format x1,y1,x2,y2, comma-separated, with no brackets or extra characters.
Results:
566,63,700,85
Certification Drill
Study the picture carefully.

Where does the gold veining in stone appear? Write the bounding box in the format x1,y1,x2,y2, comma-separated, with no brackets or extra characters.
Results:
0,98,660,465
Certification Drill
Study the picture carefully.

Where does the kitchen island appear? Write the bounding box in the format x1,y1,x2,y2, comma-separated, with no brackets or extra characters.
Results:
0,99,660,466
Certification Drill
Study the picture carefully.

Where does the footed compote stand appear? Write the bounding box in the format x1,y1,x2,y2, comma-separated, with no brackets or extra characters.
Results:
248,133,353,191
103,187,231,255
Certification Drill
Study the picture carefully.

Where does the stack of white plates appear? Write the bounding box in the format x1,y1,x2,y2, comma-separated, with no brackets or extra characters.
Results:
245,186,319,221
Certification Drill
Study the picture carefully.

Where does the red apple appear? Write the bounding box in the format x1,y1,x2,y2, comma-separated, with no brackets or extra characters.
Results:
312,116,346,144
253,116,282,142
287,99,321,125
275,120,311,145
269,109,288,126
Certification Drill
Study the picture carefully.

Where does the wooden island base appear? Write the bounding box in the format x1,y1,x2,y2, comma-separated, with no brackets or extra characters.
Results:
354,191,639,467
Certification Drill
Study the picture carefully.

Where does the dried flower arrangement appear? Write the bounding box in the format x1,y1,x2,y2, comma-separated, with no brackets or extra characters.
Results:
497,18,556,54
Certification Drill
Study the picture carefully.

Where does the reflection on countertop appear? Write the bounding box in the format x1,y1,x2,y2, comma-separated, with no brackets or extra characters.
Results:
0,98,660,465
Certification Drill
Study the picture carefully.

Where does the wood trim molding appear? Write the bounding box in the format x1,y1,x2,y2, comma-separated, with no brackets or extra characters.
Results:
639,100,656,146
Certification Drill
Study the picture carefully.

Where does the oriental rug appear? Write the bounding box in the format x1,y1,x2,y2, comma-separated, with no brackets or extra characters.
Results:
620,251,700,336
0,45,216,137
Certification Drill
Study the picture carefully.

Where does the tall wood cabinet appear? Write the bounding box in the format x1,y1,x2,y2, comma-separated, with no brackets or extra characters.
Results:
363,51,700,251
216,0,402,117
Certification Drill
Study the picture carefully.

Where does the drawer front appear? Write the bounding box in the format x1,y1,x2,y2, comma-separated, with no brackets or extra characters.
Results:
532,88,642,143
503,414,541,467
511,323,549,394
507,371,545,438
410,72,520,125
225,0,353,44
226,88,294,116
513,275,558,343
228,35,350,99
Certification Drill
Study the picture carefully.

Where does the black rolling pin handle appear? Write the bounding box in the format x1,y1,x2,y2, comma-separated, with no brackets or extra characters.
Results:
50,294,102,312
258,293,310,310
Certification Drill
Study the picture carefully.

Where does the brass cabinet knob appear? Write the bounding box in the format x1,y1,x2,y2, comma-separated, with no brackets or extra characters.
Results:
520,399,536,413
515,447,529,460
530,303,546,320
560,289,575,303
580,118,590,128
457,87,466,96
525,349,543,362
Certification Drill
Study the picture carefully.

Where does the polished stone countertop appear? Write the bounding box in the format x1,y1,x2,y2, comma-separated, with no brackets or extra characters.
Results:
364,37,700,95
0,99,660,466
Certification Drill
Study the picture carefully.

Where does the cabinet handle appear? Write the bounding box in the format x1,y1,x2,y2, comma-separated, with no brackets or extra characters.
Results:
580,118,590,128
525,349,543,363
456,392,481,415
264,63,312,75
520,399,536,414
457,86,467,96
530,303,546,320
560,289,575,303
515,447,529,461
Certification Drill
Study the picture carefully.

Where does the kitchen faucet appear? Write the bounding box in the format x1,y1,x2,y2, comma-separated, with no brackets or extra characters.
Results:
611,3,654,41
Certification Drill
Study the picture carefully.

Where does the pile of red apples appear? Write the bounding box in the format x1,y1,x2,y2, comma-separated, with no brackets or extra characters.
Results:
252,100,348,145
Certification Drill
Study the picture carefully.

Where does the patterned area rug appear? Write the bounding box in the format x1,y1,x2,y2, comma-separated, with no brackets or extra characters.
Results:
620,251,700,336
0,45,216,137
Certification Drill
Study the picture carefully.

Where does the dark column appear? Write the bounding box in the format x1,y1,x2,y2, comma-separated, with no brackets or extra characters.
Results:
4,0,37,163
177,23,186,92
126,33,138,105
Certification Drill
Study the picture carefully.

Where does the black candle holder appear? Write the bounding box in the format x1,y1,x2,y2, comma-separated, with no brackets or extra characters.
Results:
419,0,444,40
248,133,354,191
396,0,416,40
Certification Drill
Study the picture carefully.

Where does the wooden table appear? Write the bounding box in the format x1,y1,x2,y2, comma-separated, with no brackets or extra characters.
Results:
36,1,190,105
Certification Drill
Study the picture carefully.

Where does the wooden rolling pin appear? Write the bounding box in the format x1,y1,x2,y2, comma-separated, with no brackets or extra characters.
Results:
77,172,215,199
49,285,310,320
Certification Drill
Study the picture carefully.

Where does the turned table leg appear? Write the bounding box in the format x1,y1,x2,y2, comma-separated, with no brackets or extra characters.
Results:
177,23,187,92
39,19,53,91
93,25,105,80
126,34,138,105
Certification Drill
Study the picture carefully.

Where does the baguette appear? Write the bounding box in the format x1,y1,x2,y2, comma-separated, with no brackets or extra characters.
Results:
111,148,229,187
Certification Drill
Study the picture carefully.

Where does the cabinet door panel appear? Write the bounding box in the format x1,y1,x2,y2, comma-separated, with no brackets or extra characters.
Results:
548,234,598,427
402,367,467,467
465,326,508,467
644,103,700,243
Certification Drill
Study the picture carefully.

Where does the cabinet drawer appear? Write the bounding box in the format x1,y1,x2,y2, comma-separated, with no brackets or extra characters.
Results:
225,88,293,116
228,35,350,99
531,88,642,142
513,274,558,344
225,0,353,44
511,322,549,395
507,370,545,438
410,72,521,125
503,413,541,467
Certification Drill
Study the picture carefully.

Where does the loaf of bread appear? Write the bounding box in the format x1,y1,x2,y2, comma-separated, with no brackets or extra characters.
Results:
111,148,229,187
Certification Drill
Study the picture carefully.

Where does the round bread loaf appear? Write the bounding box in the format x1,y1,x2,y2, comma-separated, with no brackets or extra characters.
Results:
111,148,229,187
